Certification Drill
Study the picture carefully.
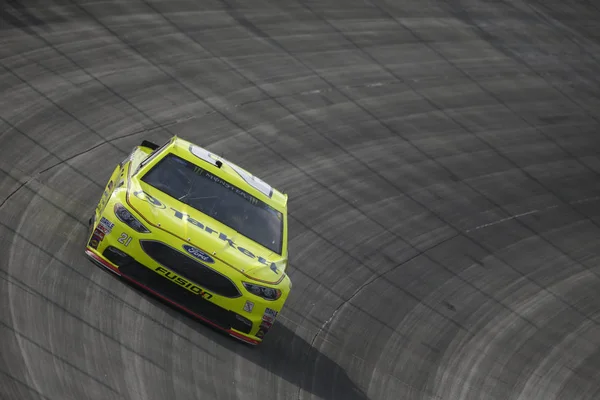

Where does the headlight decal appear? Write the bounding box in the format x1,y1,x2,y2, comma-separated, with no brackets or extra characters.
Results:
114,203,150,233
242,282,281,301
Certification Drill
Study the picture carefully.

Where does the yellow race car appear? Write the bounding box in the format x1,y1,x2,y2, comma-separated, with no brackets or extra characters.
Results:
85,136,290,345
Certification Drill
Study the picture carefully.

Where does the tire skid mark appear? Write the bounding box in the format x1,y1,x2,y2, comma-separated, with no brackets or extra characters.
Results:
0,111,105,190
307,231,461,348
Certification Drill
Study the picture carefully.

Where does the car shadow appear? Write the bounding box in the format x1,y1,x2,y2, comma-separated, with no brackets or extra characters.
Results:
121,277,370,400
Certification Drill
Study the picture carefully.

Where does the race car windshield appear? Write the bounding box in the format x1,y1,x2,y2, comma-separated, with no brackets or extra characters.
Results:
141,153,283,254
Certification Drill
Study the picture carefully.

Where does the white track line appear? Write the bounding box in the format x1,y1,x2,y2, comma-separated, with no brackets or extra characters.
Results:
465,196,600,233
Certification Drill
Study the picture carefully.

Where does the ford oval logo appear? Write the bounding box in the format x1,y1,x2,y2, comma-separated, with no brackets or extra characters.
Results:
183,245,214,264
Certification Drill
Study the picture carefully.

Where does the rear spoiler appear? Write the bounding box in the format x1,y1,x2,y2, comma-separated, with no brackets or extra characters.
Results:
140,140,160,151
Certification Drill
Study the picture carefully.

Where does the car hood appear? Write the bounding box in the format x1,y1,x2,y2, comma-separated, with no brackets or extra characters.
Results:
125,180,286,285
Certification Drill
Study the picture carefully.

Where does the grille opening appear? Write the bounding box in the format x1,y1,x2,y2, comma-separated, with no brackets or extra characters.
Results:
104,246,133,267
102,246,252,334
139,240,241,298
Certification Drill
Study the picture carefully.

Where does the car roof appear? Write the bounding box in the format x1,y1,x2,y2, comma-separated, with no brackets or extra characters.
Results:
165,137,288,212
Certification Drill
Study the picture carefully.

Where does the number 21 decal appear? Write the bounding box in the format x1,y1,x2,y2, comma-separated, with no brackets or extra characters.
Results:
118,233,132,247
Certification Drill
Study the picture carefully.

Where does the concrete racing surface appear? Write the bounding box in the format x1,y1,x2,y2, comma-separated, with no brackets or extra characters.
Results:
2,0,600,399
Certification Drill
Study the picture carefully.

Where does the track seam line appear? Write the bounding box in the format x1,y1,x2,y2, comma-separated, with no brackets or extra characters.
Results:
0,268,168,371
0,317,121,395
0,231,218,361
2,19,179,145
38,120,176,175
0,179,32,212
0,117,181,212
0,63,126,157
0,115,105,190
0,369,53,400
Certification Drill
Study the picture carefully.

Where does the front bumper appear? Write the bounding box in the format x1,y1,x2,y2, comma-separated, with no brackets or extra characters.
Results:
85,247,262,345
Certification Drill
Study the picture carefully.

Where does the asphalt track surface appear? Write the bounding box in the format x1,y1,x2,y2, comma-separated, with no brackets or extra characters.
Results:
2,0,600,399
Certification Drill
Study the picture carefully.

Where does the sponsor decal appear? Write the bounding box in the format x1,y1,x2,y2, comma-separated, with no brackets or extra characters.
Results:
89,237,100,249
201,169,259,206
259,320,272,330
243,300,254,313
170,207,280,271
133,190,166,209
98,217,114,234
154,266,213,299
134,192,284,273
183,244,215,264
117,233,132,247
263,308,278,323
264,307,277,318
189,145,273,198
89,226,107,249
256,307,278,338
93,229,105,241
